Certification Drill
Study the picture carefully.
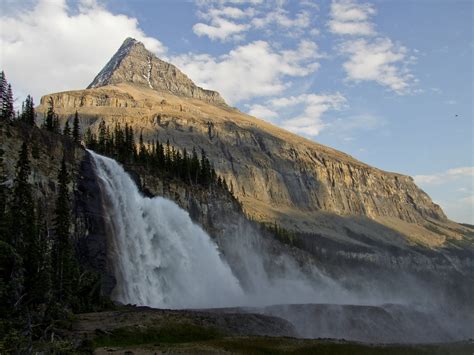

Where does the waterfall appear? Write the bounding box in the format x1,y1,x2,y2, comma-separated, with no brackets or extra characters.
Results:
90,151,244,309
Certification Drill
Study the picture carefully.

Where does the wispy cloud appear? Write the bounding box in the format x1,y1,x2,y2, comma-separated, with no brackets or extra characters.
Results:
246,93,347,137
329,0,376,36
172,40,321,104
194,0,319,41
329,0,416,94
414,167,474,185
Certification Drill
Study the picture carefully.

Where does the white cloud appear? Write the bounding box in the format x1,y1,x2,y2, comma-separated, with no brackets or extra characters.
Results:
414,167,474,185
193,18,249,41
247,104,278,121
172,40,321,104
244,93,348,136
194,1,318,41
339,38,414,93
251,9,311,30
0,0,165,102
272,94,347,136
329,0,376,36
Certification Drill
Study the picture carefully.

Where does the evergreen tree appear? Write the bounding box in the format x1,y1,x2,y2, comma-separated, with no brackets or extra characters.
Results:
9,142,35,253
52,157,75,303
190,147,200,184
20,95,35,126
3,84,14,121
84,128,97,149
63,121,71,137
44,97,58,132
98,120,107,152
0,147,8,241
72,111,80,143
0,71,6,120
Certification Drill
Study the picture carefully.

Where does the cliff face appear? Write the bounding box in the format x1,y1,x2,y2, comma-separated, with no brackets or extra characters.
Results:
37,84,460,247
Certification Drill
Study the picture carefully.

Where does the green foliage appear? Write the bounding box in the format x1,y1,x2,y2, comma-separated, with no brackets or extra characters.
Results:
20,95,36,126
93,323,224,348
0,72,16,121
63,120,71,137
43,97,60,133
84,122,230,193
0,134,109,351
72,111,81,143
261,221,296,246
52,157,78,304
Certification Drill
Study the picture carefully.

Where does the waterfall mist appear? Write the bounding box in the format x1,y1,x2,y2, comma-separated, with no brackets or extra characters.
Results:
91,150,335,308
89,151,472,342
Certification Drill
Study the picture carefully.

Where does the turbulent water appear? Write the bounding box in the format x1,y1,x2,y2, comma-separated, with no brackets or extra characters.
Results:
90,151,244,308
90,151,336,309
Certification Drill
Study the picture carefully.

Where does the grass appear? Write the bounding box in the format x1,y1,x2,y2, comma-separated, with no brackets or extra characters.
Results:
92,322,224,348
89,323,474,355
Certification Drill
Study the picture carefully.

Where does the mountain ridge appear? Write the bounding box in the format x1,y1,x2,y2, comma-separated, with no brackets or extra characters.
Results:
37,37,467,248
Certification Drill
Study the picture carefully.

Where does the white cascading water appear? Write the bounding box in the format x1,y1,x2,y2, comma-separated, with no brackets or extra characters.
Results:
90,151,245,309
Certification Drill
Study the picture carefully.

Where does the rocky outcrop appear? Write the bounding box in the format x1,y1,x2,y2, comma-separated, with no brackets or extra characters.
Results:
88,38,227,106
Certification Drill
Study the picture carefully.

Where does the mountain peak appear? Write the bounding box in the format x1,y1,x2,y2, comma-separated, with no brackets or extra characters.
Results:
88,38,227,106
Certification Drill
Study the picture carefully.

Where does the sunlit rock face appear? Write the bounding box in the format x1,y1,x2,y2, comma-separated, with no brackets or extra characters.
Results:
37,37,470,253
88,38,227,106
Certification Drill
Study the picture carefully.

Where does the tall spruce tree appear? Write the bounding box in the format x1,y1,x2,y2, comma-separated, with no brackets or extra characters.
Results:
72,111,80,143
9,142,35,253
52,157,75,303
44,97,58,132
63,121,71,137
20,95,35,126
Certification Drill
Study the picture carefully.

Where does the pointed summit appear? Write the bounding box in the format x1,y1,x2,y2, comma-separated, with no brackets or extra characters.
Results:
88,38,227,106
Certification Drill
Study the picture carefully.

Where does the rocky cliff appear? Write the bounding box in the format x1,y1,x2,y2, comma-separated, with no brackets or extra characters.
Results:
37,38,470,251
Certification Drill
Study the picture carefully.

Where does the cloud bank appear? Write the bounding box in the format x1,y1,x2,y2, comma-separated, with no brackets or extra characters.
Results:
0,0,165,102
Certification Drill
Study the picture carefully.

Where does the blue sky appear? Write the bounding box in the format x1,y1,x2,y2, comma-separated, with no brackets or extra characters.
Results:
1,0,472,223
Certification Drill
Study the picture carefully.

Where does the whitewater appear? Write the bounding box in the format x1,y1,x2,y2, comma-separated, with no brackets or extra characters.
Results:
89,150,338,309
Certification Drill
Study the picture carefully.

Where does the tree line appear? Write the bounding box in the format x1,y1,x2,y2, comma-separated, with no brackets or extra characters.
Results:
1,70,80,142
84,120,233,191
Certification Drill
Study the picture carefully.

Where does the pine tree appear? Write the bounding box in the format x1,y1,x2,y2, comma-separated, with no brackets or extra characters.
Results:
190,147,200,184
63,120,71,137
0,147,8,242
20,95,35,126
98,121,107,153
0,71,6,120
72,111,80,143
4,84,14,121
52,157,75,303
44,97,57,132
9,142,35,253
84,128,97,149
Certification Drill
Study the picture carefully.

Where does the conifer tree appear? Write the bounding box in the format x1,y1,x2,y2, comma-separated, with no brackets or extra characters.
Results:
0,71,6,119
3,84,14,121
98,121,107,152
9,142,35,253
0,147,8,241
63,121,71,137
190,147,200,184
52,157,75,303
20,95,35,126
72,111,80,143
44,97,58,132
